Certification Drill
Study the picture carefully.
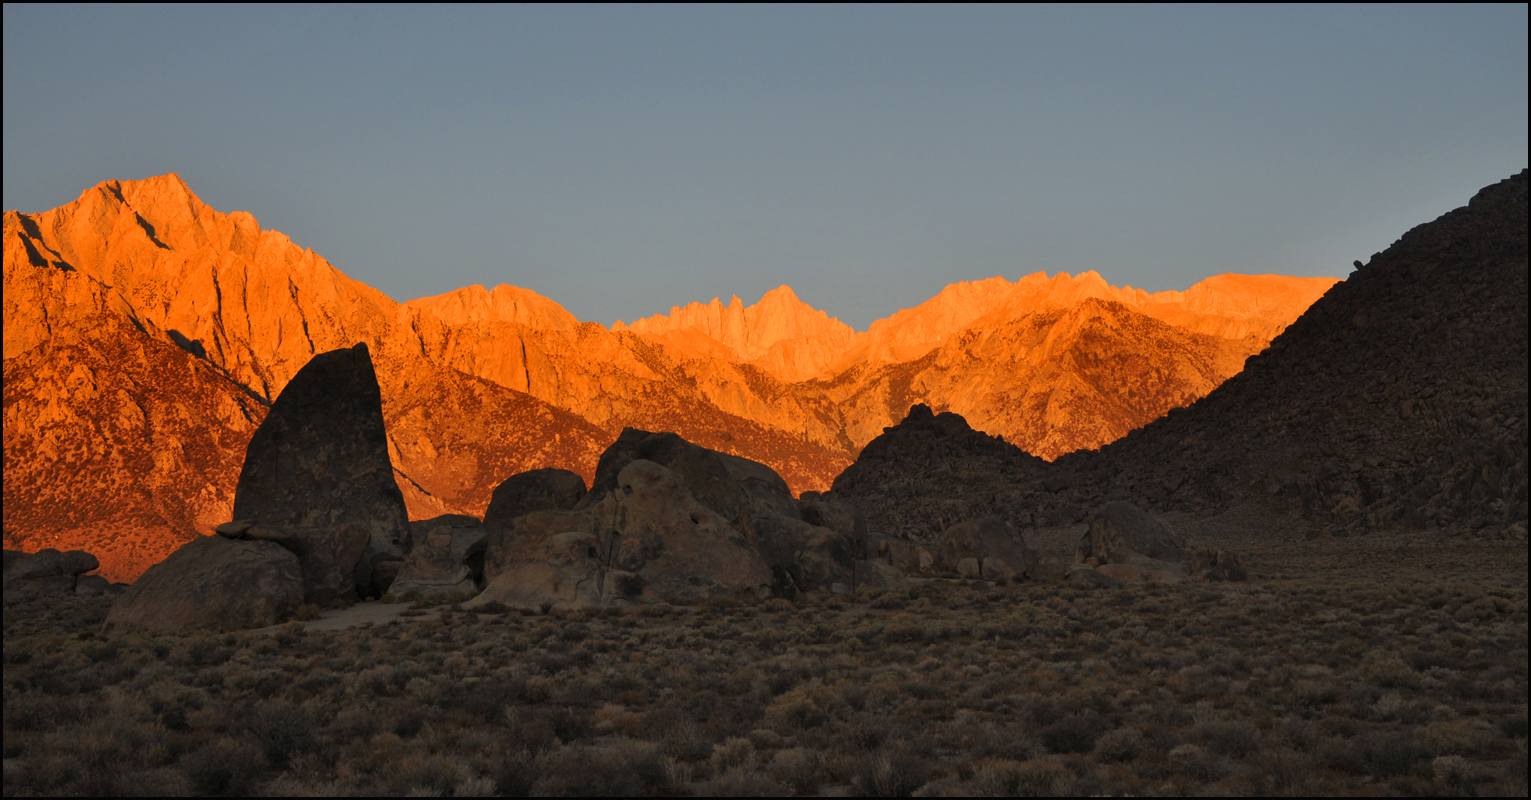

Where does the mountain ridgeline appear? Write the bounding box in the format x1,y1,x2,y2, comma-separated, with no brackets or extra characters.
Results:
4,174,1336,580
832,170,1528,544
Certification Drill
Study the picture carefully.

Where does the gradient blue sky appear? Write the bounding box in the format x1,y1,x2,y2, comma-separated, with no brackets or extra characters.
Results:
4,5,1526,329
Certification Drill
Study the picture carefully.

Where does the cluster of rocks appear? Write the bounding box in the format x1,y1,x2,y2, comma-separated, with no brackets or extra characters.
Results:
93,338,1068,630
470,430,882,610
1066,502,1246,587
104,344,411,633
834,171,1528,542
2,547,110,603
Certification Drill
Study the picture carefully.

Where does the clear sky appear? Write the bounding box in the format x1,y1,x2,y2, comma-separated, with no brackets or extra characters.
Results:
4,5,1526,330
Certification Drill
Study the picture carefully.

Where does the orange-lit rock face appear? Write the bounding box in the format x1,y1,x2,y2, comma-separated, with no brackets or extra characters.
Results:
1,313,266,582
617,285,859,382
4,174,1335,579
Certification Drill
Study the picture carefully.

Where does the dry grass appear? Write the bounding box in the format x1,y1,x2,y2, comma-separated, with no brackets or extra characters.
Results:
3,531,1526,796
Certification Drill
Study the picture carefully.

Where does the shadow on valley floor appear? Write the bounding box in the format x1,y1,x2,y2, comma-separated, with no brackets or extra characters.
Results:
3,519,1525,797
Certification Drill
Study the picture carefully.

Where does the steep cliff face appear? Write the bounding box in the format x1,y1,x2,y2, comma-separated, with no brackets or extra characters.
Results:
4,174,1340,579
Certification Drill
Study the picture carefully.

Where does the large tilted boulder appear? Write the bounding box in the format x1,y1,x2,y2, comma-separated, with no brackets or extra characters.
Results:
231,343,411,600
939,517,1037,581
1077,501,1186,565
102,537,302,633
1073,501,1246,583
469,459,771,611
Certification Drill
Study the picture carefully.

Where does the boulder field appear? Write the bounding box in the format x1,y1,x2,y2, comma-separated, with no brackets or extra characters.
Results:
69,341,1237,630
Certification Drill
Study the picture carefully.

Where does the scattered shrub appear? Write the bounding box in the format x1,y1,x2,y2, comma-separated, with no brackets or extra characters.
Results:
1040,713,1102,754
1,558,1523,796
1094,726,1145,762
853,747,931,797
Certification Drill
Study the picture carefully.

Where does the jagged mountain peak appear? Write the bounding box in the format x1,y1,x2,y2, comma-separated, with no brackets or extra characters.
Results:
616,284,859,381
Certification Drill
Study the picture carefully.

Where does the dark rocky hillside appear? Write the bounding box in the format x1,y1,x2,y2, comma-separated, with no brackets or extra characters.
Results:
833,170,1529,543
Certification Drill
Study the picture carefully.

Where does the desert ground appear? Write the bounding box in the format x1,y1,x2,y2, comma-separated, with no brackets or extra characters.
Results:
4,505,1525,797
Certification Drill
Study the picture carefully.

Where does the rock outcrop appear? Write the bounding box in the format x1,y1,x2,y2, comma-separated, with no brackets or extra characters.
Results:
483,469,587,530
569,428,864,592
102,536,302,633
939,517,1037,581
2,547,106,601
389,526,478,599
470,459,772,610
232,343,411,600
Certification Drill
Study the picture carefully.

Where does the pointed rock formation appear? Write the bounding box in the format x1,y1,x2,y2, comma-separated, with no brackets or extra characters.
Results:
232,343,410,601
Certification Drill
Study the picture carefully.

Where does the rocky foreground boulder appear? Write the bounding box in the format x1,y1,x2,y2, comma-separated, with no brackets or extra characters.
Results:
475,428,1052,610
227,342,412,601
565,428,867,593
1071,501,1247,584
940,517,1038,581
389,525,479,600
470,459,772,610
2,547,109,602
102,536,301,633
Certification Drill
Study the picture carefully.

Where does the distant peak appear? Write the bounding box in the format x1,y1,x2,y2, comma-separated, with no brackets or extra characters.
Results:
761,284,801,302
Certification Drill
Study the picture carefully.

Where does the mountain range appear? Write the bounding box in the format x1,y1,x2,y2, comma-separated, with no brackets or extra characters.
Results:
832,170,1527,545
3,174,1333,581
